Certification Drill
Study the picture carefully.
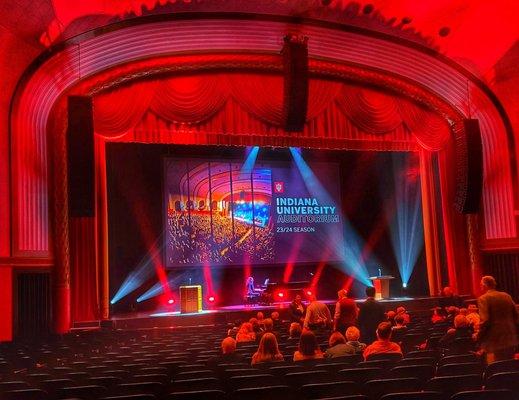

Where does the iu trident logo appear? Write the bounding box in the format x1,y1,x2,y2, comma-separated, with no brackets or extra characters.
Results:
274,181,284,193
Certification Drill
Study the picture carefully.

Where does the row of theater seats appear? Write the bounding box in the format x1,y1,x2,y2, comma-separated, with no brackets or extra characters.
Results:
0,317,518,400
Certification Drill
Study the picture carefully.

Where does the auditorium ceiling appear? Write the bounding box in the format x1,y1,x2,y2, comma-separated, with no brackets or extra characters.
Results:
1,0,518,138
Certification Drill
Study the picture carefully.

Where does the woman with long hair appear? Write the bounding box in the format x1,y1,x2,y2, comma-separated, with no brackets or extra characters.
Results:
293,330,324,361
236,322,256,343
251,332,284,365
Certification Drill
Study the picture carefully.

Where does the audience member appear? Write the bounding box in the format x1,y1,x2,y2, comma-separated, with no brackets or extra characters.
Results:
256,318,278,341
439,286,463,309
431,307,446,324
251,332,284,365
386,310,396,325
363,322,402,360
391,314,408,343
288,322,302,341
325,331,355,358
477,275,519,363
294,330,324,361
249,317,263,335
345,326,366,354
207,337,244,368
438,314,474,348
466,304,480,333
290,294,306,323
271,311,281,331
256,312,265,326
358,287,386,344
333,289,358,333
395,306,410,324
236,322,256,343
304,295,332,330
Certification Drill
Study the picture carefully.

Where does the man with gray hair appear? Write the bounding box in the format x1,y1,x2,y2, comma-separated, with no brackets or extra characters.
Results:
477,275,518,363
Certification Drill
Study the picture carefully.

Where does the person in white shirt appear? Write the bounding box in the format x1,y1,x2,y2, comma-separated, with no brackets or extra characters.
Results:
304,295,332,330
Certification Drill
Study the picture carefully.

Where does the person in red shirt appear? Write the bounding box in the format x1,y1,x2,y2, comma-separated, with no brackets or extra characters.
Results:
363,322,402,360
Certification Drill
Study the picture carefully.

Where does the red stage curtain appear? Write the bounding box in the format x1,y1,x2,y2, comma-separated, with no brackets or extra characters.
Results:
93,80,158,138
93,73,450,150
336,84,402,134
149,74,228,123
398,98,451,151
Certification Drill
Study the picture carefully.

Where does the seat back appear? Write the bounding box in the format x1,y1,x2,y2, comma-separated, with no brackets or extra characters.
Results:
364,378,421,400
451,389,516,400
485,371,519,391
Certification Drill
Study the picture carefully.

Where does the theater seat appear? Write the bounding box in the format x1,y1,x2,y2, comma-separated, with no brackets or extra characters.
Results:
426,374,482,398
3,389,48,400
364,378,422,400
389,365,435,381
485,372,519,392
300,381,360,399
101,395,156,400
58,385,108,400
231,385,295,400
167,390,226,400
484,359,519,379
450,389,516,400
379,391,443,400
436,362,484,377
338,368,383,385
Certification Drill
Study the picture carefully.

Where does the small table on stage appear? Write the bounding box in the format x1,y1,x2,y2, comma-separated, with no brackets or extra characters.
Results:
369,276,395,300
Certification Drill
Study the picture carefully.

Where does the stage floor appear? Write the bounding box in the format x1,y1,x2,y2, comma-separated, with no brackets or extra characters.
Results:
74,296,450,331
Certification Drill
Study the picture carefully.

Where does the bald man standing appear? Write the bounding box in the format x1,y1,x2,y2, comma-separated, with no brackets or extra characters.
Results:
477,275,518,363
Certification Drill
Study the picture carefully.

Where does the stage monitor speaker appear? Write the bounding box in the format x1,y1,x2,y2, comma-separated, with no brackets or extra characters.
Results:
454,118,483,214
282,35,309,132
67,96,94,217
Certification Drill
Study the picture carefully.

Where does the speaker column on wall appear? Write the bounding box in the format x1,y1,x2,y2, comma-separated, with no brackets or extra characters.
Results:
454,118,483,214
282,34,309,132
67,96,95,217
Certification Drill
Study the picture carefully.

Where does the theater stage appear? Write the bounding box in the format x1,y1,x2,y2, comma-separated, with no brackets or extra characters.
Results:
73,296,467,331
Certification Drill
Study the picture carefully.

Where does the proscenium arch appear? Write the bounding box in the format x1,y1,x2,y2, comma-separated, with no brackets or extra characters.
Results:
9,13,517,260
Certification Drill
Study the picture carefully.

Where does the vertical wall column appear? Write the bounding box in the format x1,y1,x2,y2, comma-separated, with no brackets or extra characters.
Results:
50,102,71,333
419,149,442,296
0,266,13,341
466,214,484,296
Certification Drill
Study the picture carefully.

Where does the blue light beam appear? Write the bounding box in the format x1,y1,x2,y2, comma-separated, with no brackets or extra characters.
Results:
110,233,164,305
289,147,373,286
387,154,424,286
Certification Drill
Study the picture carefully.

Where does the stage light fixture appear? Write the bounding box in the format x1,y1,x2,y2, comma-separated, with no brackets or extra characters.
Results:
208,296,216,303
402,282,407,288
305,289,313,297
168,299,174,305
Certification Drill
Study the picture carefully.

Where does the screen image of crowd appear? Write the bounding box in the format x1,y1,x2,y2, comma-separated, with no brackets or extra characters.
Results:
167,209,274,265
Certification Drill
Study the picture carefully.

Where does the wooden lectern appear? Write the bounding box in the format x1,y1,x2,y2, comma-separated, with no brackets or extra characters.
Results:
369,276,394,300
179,285,202,313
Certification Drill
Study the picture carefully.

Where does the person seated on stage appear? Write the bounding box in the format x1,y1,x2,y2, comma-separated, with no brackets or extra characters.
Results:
363,322,402,360
236,322,256,343
288,322,302,341
290,294,306,323
251,332,284,365
333,289,358,334
271,311,281,331
395,306,411,325
206,337,245,368
438,314,474,349
439,286,463,309
345,326,367,354
325,331,355,358
293,330,324,362
304,295,332,331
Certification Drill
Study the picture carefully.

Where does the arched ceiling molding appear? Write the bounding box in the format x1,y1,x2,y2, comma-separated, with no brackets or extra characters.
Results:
9,16,516,256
